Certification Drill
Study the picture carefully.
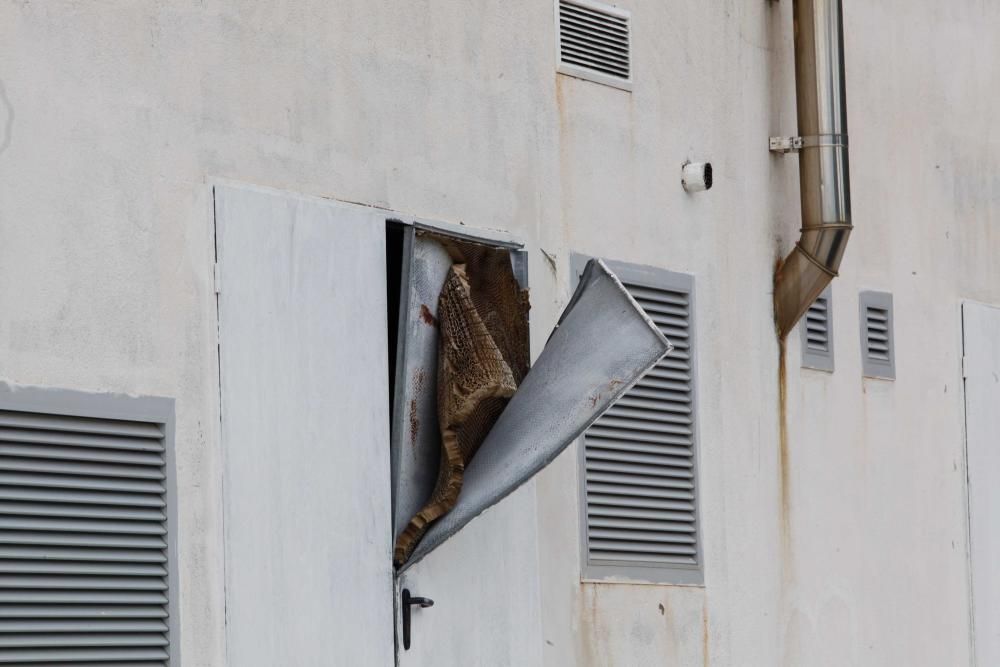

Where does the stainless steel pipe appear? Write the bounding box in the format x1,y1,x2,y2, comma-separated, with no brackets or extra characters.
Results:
774,0,853,338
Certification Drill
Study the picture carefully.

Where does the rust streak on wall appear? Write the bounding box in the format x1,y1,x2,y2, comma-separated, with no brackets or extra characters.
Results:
778,336,790,551
702,599,711,667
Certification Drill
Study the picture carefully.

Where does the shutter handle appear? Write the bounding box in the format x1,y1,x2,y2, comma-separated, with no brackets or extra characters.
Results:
401,588,434,651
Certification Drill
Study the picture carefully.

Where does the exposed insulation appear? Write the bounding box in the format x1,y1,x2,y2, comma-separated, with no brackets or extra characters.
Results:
394,245,529,566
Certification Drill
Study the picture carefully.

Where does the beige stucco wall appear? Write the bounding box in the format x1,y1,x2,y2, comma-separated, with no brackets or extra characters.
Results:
1,1,998,664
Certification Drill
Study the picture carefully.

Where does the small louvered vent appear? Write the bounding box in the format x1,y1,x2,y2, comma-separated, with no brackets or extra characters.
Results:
860,291,895,379
865,308,891,358
801,288,834,371
580,261,701,584
0,408,172,665
557,0,632,89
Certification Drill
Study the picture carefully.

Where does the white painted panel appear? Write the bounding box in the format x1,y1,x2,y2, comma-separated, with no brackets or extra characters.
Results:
215,183,393,666
964,302,1000,666
398,484,544,667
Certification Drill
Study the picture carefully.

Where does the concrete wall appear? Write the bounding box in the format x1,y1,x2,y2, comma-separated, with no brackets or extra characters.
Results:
0,1,998,665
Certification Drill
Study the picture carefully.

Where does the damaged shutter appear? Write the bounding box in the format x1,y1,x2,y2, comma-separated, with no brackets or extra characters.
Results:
577,258,703,585
0,389,175,665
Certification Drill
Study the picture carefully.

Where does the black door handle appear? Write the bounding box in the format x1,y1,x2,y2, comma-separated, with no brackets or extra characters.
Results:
401,588,434,650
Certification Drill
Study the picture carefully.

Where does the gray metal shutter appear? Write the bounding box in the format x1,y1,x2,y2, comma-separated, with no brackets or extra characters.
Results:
576,258,702,585
859,290,895,379
557,0,632,90
801,287,834,371
0,396,174,665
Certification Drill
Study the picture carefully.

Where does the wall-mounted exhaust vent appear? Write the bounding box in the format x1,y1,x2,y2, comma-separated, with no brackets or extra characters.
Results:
0,390,176,666
860,291,895,379
801,288,834,371
575,257,702,585
557,0,632,91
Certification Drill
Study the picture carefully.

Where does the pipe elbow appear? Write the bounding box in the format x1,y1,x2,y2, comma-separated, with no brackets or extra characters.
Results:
774,223,852,339
775,0,852,339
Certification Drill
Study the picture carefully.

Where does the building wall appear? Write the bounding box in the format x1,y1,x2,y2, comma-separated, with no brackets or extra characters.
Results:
0,1,998,665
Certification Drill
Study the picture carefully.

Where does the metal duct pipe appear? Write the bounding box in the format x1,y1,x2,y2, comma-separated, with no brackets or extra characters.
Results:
773,0,852,338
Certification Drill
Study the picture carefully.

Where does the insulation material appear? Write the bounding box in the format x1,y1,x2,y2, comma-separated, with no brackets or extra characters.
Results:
394,243,529,566
401,259,672,569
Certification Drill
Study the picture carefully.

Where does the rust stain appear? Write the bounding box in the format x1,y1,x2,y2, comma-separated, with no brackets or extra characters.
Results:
408,369,426,450
773,252,796,624
555,74,567,127
659,595,679,665
773,255,792,572
778,336,790,549
702,600,711,667
555,75,573,247
408,399,419,449
419,304,438,327
577,586,600,666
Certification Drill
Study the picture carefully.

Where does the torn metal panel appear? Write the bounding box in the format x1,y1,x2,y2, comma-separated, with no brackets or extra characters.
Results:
401,259,672,568
390,232,529,542
390,232,454,539
394,251,530,565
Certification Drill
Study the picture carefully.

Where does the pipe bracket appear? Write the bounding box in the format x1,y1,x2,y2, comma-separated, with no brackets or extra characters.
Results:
770,134,849,155
769,136,803,154
799,134,849,149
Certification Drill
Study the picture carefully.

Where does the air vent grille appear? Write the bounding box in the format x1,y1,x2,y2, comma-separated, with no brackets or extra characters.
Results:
579,260,701,584
865,308,890,359
860,291,895,379
0,408,172,665
801,288,834,371
558,0,632,89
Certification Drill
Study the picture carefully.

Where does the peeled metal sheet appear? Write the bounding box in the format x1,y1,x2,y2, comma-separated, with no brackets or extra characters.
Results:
402,259,672,568
390,233,529,541
389,233,453,539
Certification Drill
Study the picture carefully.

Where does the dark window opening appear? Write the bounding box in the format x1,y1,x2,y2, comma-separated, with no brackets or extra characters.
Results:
386,220,407,425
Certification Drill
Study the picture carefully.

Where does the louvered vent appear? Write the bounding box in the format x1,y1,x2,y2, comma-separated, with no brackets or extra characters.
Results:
557,0,632,90
801,288,834,371
860,291,895,379
581,263,701,584
0,407,172,665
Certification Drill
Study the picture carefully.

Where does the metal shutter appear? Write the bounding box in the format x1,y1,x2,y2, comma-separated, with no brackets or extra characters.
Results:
578,259,702,585
557,0,632,91
801,288,834,371
859,290,895,379
0,400,173,665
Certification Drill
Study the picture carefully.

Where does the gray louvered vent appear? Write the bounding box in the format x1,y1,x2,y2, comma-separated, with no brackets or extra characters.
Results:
0,408,171,665
860,290,895,379
864,309,891,361
557,0,632,90
801,288,834,371
580,261,701,584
